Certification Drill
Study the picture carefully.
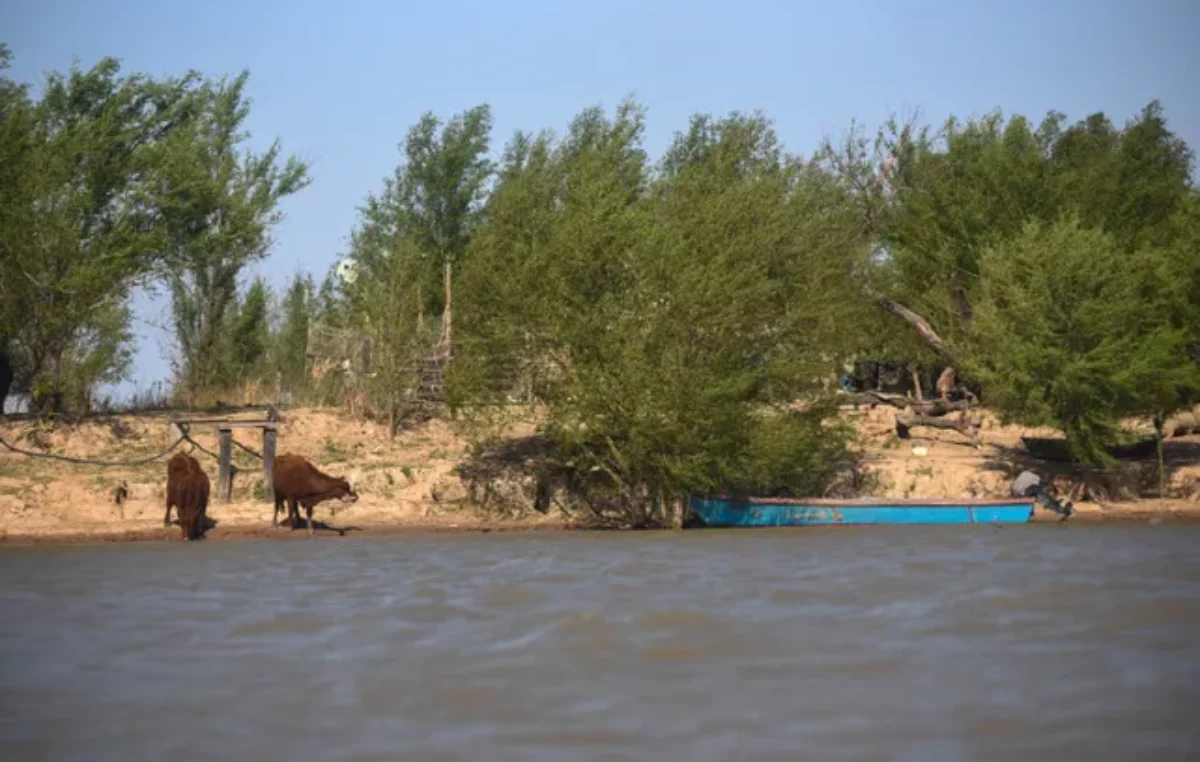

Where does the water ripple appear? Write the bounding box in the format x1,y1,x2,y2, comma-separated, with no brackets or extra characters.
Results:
1,526,1198,761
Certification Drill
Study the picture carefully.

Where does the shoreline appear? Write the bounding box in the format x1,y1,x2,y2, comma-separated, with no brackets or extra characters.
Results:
3,501,1198,547
0,516,581,546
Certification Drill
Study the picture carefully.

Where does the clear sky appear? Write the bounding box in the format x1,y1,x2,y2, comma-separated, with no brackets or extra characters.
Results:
3,0,1198,402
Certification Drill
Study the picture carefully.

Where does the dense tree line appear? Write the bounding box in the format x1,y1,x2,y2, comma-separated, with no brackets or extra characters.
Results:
336,97,1197,517
4,47,1198,518
0,46,310,413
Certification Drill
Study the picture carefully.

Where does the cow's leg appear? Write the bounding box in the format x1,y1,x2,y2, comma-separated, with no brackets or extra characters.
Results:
305,504,315,537
272,494,284,527
287,498,299,529
163,493,174,528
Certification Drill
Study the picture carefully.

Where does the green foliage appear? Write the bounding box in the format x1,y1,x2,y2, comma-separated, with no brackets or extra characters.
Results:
272,272,316,394
356,238,440,431
150,70,309,398
966,218,1200,465
325,104,495,422
451,102,862,522
872,102,1194,345
8,39,1196,498
0,50,199,413
392,105,494,268
345,104,494,325
227,276,272,383
818,101,1199,464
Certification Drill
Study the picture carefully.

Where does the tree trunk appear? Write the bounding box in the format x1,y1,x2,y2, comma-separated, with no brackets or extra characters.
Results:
417,283,424,331
388,395,397,441
441,260,453,351
876,298,953,363
0,348,12,418
847,391,972,415
872,297,964,411
1154,414,1166,498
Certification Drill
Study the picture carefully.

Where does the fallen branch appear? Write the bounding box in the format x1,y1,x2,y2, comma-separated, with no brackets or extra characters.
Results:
846,391,911,409
877,297,953,363
846,391,974,416
907,399,974,416
895,409,980,445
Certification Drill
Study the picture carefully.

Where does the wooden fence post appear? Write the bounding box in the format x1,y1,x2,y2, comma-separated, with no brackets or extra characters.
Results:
262,425,276,503
217,428,233,503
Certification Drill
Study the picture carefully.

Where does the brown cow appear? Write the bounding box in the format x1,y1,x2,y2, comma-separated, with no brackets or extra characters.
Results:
164,451,210,541
271,453,359,536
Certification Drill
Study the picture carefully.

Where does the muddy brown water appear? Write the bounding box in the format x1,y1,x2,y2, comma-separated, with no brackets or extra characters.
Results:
1,525,1198,761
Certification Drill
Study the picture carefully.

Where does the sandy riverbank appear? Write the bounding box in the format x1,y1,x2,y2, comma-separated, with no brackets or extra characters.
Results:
2,403,1199,546
0,514,577,546
5,501,1199,547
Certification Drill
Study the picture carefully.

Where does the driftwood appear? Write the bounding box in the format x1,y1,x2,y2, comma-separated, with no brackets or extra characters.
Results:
848,391,974,416
846,391,911,409
877,298,952,362
895,409,981,445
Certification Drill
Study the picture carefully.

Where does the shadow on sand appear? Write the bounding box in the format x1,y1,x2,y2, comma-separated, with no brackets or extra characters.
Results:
275,515,362,537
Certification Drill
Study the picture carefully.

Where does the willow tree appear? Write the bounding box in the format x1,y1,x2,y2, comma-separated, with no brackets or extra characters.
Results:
967,218,1200,465
827,102,1195,366
149,71,309,399
0,48,199,414
346,105,493,352
271,272,316,396
452,103,864,524
825,102,1199,459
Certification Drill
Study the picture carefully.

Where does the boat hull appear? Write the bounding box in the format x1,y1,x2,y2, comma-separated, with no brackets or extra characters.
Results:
688,496,1036,527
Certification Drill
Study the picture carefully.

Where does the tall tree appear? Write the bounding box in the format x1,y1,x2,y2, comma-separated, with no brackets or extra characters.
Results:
271,271,316,395
453,103,861,523
151,71,309,398
823,103,1197,400
347,104,493,350
0,48,199,414
227,276,272,385
967,217,1200,464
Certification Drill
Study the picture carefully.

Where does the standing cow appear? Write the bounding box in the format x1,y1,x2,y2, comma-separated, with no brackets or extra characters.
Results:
164,451,210,541
271,454,359,536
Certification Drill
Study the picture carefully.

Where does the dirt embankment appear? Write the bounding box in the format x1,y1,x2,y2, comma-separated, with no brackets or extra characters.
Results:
1,404,1198,545
844,404,1200,523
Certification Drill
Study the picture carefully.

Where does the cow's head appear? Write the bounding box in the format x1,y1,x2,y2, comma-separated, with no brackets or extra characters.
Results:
337,479,359,503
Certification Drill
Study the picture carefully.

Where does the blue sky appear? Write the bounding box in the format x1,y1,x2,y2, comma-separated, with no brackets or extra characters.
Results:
3,0,1198,401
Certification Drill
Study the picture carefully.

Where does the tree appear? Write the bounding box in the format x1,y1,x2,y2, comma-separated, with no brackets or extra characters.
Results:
451,103,861,524
819,101,1198,445
0,49,199,414
151,71,309,399
966,217,1200,465
347,105,493,350
271,271,316,396
227,276,272,385
357,239,438,436
825,103,1195,363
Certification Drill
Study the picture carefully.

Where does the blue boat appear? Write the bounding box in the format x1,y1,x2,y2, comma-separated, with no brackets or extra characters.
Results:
688,495,1036,527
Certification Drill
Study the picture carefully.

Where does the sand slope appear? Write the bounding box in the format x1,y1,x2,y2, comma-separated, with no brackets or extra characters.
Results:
2,403,1198,542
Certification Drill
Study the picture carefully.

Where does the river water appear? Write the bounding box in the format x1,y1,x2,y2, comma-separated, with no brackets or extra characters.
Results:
1,526,1198,761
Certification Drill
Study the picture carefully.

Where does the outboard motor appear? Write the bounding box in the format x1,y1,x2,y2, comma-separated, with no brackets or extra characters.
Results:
1011,470,1073,520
